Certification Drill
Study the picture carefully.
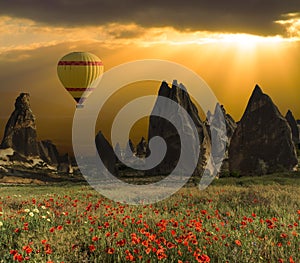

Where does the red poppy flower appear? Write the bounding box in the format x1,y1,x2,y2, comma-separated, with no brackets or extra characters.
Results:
92,236,99,242
106,247,115,254
235,240,242,246
89,244,96,252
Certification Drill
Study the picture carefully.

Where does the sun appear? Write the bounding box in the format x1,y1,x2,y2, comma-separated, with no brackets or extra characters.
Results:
216,33,285,51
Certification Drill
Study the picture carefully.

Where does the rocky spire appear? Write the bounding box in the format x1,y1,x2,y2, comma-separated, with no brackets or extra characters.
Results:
229,85,298,175
146,80,210,176
1,93,40,156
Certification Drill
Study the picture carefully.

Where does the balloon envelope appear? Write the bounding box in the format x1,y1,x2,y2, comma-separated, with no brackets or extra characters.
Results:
57,52,104,105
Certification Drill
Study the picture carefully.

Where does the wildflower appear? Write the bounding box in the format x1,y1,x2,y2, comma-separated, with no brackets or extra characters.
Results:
167,242,176,249
29,212,34,217
41,206,46,210
24,209,30,213
235,240,242,246
0,221,3,227
22,245,33,254
13,253,24,262
89,244,96,252
92,236,99,242
116,239,126,247
45,244,52,254
33,208,39,213
106,247,115,254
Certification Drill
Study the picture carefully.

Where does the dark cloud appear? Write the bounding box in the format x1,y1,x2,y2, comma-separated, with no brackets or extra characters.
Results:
1,0,299,35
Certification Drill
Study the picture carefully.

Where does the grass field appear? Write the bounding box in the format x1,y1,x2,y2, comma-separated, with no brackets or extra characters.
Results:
0,173,299,262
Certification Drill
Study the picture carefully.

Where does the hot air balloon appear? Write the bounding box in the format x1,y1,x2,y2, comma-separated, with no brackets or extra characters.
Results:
57,52,104,107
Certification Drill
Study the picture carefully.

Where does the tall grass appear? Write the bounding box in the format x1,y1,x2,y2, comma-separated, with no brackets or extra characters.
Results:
0,180,299,262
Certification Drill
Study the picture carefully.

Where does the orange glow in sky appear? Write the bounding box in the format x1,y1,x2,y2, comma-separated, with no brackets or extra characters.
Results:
0,12,299,153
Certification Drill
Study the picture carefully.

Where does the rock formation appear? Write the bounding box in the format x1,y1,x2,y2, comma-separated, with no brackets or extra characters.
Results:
206,104,236,142
124,139,135,160
38,140,59,166
146,80,210,176
95,131,117,175
207,104,236,176
1,93,40,156
58,153,73,174
229,85,298,175
136,137,147,157
114,142,122,162
0,93,73,173
285,110,299,147
220,104,237,140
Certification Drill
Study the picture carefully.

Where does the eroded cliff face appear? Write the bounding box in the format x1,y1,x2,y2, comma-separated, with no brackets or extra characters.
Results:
229,85,298,175
285,110,299,147
0,93,72,173
1,93,39,156
146,80,210,176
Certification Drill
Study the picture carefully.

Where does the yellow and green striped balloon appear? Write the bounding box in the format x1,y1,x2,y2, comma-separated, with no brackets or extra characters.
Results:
57,52,104,106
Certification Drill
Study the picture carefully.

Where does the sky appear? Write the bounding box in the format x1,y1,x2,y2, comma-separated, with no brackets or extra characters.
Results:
0,1,299,154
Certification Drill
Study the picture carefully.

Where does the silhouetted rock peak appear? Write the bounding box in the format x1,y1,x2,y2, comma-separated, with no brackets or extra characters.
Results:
253,84,263,95
1,93,39,156
0,93,73,173
147,80,210,176
158,81,197,115
229,85,297,175
246,84,276,114
15,93,31,111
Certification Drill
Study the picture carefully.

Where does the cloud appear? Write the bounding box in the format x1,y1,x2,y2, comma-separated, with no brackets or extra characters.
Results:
275,13,300,38
1,0,299,35
1,15,298,58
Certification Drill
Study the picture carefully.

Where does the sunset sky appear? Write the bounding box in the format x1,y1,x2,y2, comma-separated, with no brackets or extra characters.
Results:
0,1,299,154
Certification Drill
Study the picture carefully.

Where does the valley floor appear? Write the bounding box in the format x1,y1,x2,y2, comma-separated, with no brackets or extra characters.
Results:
0,174,299,262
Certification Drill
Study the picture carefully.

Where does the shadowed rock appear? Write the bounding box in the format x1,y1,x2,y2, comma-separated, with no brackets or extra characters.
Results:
285,110,299,147
229,85,298,175
95,131,117,175
39,140,59,165
136,137,147,157
124,139,135,160
114,142,122,162
1,93,40,156
58,153,73,174
146,80,210,176
1,93,72,173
